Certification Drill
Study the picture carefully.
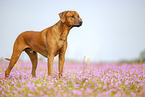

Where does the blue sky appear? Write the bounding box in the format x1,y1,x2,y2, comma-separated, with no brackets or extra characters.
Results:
0,0,145,62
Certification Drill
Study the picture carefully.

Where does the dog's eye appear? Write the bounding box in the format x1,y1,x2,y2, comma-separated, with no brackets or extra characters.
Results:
70,15,74,18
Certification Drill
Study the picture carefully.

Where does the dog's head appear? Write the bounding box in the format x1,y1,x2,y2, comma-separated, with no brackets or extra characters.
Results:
59,11,82,27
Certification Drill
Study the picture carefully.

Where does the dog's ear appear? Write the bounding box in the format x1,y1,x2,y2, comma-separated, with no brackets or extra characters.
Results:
59,11,68,23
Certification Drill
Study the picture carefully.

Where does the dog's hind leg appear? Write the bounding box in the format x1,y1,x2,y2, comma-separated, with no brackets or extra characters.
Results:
25,48,38,77
5,35,27,79
5,46,25,79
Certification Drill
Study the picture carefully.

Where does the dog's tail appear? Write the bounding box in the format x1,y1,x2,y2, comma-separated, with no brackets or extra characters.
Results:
5,58,11,61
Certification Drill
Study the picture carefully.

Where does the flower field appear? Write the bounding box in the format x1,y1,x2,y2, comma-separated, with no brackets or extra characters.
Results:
0,60,145,97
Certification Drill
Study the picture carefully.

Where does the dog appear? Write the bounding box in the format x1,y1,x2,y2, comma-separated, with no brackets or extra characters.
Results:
5,11,82,79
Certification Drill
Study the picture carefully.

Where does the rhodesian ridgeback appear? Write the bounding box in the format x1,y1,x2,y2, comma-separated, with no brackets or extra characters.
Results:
5,11,82,79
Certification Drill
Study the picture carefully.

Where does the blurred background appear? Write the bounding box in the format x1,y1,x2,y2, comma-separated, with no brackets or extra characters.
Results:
0,0,145,63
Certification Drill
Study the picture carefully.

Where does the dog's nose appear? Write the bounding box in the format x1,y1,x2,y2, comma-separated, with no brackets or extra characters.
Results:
79,19,83,25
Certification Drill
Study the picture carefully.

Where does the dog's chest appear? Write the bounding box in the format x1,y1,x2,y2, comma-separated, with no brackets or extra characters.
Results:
53,39,66,56
56,39,66,48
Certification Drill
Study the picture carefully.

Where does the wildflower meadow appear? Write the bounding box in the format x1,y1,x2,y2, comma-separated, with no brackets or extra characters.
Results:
0,58,145,97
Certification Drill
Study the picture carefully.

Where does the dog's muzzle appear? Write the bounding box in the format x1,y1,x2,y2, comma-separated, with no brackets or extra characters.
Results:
72,19,83,27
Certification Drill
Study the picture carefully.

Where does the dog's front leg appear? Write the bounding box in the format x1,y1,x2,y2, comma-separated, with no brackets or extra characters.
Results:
58,43,67,78
59,53,65,78
47,54,54,77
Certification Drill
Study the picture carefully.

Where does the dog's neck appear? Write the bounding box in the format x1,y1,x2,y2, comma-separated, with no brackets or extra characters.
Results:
55,20,72,41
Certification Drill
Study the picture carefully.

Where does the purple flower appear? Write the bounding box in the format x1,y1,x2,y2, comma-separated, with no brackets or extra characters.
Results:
103,85,107,89
73,90,82,95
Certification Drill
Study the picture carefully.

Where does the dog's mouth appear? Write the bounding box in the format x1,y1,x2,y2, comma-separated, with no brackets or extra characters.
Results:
71,23,82,27
72,24,82,27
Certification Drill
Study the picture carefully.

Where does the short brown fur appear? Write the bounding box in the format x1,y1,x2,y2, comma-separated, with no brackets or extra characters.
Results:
5,11,82,79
